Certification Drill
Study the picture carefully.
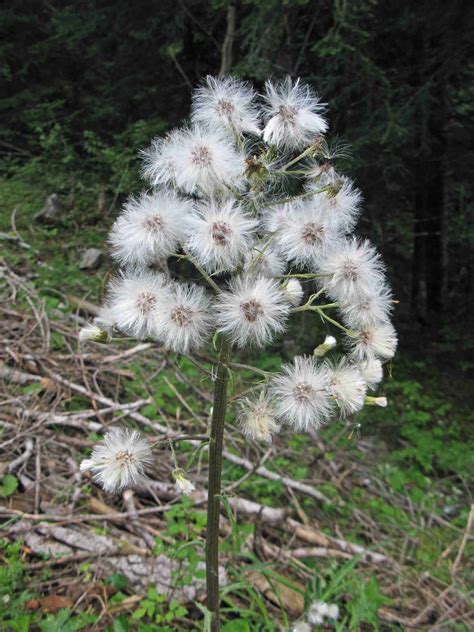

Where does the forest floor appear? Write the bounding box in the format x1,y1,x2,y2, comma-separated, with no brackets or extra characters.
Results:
0,177,473,631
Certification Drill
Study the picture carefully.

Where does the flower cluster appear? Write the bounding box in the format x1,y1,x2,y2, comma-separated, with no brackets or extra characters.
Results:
80,75,397,492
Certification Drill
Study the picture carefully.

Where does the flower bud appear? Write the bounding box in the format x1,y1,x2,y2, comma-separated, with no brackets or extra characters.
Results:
365,395,388,407
313,335,336,357
173,468,196,495
79,324,111,344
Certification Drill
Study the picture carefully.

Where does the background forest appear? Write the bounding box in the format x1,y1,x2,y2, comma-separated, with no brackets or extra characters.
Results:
1,1,473,630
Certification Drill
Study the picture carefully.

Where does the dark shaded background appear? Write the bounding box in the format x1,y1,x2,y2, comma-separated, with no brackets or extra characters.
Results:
2,0,473,358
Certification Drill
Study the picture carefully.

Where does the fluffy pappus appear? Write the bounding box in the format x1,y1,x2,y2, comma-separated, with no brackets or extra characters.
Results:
307,175,362,233
104,271,168,340
318,237,386,304
185,199,258,273
262,77,328,150
237,391,280,442
339,283,393,330
283,278,304,306
80,428,152,493
273,198,341,267
142,125,246,196
109,191,192,267
154,282,214,353
359,357,384,390
350,321,398,361
216,276,290,347
191,75,261,136
243,242,287,278
325,358,367,416
271,356,334,431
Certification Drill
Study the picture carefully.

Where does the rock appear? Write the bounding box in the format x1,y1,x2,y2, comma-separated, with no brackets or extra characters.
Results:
79,248,103,270
35,194,65,224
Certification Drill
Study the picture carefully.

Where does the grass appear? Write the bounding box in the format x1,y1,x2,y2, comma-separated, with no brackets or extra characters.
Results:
0,170,473,630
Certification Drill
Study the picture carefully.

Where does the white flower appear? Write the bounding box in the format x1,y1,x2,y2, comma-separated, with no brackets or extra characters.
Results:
78,324,110,344
104,271,168,340
142,125,245,196
313,334,337,357
154,282,214,353
284,278,304,306
271,356,334,431
216,276,289,347
191,75,261,135
243,243,287,278
237,392,280,442
350,321,398,361
109,191,192,267
80,428,152,493
326,358,367,416
273,199,340,267
173,469,196,495
262,77,328,150
339,283,393,330
185,199,257,273
359,357,383,390
318,237,386,304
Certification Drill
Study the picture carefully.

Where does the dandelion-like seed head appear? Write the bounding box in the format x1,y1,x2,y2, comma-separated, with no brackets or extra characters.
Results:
142,125,245,196
273,200,340,267
109,191,191,267
318,237,386,304
326,358,367,416
185,199,257,273
351,321,398,361
80,428,152,493
192,76,261,135
104,271,168,340
154,282,214,353
359,357,384,390
216,276,290,347
284,278,304,306
271,356,334,431
263,77,328,150
238,391,280,442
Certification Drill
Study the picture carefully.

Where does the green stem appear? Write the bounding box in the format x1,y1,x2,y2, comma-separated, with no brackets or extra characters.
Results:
206,336,232,631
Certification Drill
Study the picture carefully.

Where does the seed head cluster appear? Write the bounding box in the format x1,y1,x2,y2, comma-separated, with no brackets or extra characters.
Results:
80,75,397,492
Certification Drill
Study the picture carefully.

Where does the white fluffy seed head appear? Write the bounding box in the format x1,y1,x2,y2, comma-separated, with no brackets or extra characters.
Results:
318,237,386,304
350,321,398,361
243,243,287,278
80,428,152,493
238,391,280,442
339,283,393,330
104,271,168,340
191,75,261,136
284,278,304,306
273,199,341,267
109,191,192,267
307,175,362,233
359,357,383,390
262,77,328,150
154,282,214,353
326,358,367,416
185,199,258,273
216,276,290,348
261,201,295,235
142,125,246,196
271,356,334,431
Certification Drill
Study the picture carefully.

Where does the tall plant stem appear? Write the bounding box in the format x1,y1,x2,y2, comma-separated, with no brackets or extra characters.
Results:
206,336,232,631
